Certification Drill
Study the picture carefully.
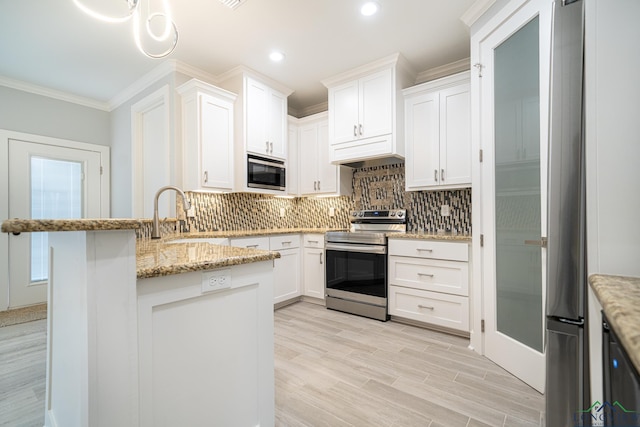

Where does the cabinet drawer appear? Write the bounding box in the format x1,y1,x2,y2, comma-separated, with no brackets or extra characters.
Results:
229,236,270,251
389,256,468,296
269,234,301,251
389,286,469,332
388,239,468,262
303,234,325,248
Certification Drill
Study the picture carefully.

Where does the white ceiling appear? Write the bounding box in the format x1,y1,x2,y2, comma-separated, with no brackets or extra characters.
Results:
0,0,476,113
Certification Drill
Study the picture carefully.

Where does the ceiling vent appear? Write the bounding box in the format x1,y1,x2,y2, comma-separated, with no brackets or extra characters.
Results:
219,0,245,10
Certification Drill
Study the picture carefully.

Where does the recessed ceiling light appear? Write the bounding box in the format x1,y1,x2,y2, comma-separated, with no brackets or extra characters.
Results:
269,51,285,62
360,1,379,16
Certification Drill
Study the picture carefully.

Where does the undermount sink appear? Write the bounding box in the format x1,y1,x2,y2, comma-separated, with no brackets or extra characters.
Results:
166,238,229,246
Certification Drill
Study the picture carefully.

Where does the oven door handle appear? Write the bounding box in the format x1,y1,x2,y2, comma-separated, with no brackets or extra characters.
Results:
325,243,387,255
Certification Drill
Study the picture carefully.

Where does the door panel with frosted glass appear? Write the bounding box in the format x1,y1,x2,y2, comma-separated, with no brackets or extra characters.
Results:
8,140,101,308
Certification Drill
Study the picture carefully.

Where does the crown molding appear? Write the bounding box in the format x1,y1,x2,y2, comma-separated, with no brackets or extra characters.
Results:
415,58,471,84
460,0,497,27
216,65,294,96
0,75,110,111
288,101,328,119
321,52,413,88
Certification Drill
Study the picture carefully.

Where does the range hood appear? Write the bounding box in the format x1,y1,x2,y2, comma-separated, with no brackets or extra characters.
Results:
338,156,405,169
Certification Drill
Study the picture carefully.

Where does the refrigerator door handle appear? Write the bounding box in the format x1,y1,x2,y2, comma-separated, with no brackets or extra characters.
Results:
524,237,548,248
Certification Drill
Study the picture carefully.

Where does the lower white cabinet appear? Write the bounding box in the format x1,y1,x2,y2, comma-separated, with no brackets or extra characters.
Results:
302,234,325,300
388,238,470,333
231,234,302,305
270,235,301,304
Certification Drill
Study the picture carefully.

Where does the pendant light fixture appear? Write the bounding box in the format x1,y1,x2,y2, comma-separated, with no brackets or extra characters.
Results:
73,0,178,58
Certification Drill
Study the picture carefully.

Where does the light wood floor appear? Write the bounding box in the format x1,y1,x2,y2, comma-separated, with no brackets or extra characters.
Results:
275,302,544,427
0,302,544,426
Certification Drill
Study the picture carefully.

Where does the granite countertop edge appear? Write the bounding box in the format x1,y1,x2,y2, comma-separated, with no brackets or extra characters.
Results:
1,218,145,233
387,232,472,242
589,274,640,374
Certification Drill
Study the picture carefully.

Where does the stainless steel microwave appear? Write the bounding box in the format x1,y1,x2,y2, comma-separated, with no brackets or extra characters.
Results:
247,154,286,191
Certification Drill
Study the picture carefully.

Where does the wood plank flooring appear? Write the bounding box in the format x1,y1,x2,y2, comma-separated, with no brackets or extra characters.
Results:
0,302,544,426
275,302,544,427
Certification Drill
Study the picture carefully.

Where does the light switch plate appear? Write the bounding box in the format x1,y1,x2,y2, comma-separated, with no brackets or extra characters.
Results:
441,204,451,217
329,207,335,217
279,207,286,217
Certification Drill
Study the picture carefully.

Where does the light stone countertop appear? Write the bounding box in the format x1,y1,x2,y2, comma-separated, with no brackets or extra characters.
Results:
136,238,280,279
387,232,472,242
589,274,640,374
170,227,347,239
1,218,144,233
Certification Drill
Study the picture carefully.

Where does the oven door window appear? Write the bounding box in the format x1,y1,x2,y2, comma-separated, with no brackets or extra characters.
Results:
325,250,387,298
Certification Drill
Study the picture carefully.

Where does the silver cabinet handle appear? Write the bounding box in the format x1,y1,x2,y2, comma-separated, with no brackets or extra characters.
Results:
434,169,438,182
204,171,208,183
319,252,323,264
441,169,445,181
282,241,292,245
270,142,273,153
317,181,320,190
308,240,319,243
418,305,434,310
525,237,548,248
266,141,269,152
313,181,317,191
246,244,259,248
417,273,434,277
354,125,358,137
416,248,433,252
359,124,363,136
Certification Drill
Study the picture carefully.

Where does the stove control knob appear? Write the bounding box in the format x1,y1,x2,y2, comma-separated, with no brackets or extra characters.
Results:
390,211,396,217
352,211,358,217
358,212,364,217
397,211,405,218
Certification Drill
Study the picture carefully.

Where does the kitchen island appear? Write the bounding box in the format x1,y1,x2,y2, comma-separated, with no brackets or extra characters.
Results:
1,219,280,427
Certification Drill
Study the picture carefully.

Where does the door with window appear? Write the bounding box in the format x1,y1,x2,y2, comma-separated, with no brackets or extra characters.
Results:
7,138,106,308
478,0,551,393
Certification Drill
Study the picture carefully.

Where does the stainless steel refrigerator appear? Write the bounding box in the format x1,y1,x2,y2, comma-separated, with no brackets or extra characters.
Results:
545,0,590,426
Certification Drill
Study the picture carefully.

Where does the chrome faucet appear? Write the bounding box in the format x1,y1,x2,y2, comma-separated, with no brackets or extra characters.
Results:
152,186,192,239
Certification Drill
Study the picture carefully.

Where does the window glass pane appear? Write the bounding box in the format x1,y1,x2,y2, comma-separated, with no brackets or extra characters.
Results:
30,157,83,282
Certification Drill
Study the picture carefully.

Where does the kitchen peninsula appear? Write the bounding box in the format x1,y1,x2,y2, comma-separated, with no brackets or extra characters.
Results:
1,218,279,427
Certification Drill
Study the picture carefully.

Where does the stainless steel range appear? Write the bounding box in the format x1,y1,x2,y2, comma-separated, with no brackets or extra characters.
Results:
324,209,406,321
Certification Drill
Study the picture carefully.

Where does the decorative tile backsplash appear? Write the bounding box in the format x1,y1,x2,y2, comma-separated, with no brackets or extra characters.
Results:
178,163,471,234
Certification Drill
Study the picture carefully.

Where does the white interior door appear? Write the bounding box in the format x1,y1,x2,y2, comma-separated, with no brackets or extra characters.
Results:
479,0,551,393
7,139,103,308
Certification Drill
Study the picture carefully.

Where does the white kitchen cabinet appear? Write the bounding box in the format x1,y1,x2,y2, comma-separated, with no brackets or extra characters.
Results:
403,71,471,191
218,70,293,194
229,236,270,251
177,79,237,192
297,112,352,196
388,238,471,333
322,53,415,164
287,116,299,196
270,234,301,305
246,77,287,159
302,234,325,301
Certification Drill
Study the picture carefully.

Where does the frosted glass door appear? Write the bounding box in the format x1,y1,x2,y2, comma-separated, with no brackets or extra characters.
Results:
493,17,543,352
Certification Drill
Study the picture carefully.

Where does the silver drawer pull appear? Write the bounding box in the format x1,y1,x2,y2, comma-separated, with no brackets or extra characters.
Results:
417,273,434,278
282,241,292,245
308,240,319,243
319,253,323,265
246,244,259,248
418,305,434,310
416,248,433,252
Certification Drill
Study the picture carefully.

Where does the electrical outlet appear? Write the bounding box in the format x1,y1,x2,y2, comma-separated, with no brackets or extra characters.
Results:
329,207,335,217
201,269,231,293
279,207,286,217
441,204,451,217
186,207,196,218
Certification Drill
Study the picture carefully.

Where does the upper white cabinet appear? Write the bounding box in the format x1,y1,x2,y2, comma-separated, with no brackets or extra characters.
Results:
322,53,415,164
287,116,299,196
219,69,293,194
246,78,287,159
177,79,237,192
295,112,353,196
403,71,471,191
